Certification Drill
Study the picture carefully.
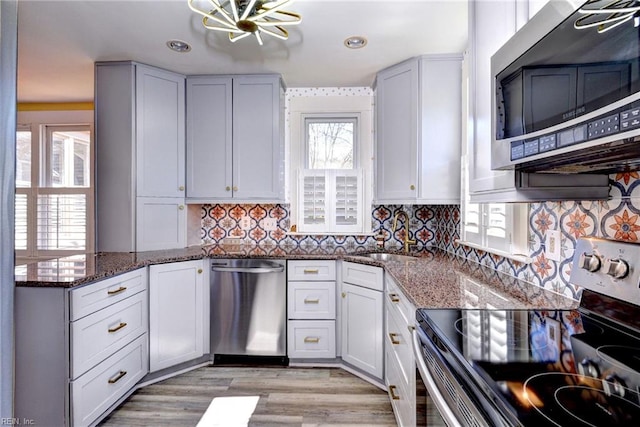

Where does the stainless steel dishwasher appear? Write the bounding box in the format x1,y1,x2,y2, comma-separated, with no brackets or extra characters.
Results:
210,259,287,363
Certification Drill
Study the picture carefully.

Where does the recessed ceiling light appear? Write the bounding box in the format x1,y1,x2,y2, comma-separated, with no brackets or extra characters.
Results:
166,40,192,53
344,36,367,49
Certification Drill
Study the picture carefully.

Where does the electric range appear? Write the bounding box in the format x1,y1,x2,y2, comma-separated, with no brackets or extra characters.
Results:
413,237,640,426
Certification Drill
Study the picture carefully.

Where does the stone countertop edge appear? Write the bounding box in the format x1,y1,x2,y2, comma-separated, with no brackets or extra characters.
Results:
15,245,578,311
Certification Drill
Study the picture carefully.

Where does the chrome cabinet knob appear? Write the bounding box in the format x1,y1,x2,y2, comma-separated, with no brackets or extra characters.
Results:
603,258,629,279
579,253,601,272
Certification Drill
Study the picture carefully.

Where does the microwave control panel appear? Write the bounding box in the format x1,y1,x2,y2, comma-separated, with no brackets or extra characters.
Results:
510,101,640,162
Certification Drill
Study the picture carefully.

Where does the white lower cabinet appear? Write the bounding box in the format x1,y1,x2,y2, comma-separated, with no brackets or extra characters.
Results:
71,335,148,427
341,262,384,379
149,259,209,372
385,275,417,426
287,260,337,359
288,320,336,359
15,268,149,427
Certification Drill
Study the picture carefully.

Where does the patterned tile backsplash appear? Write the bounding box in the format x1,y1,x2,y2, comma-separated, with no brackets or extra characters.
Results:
200,203,458,254
199,172,640,301
455,172,640,301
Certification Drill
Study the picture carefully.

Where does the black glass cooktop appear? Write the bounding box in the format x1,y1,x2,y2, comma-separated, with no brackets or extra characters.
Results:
416,299,640,426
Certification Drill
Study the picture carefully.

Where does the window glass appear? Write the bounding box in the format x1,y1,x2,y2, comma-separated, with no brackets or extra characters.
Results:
16,130,31,188
46,128,90,188
306,118,355,169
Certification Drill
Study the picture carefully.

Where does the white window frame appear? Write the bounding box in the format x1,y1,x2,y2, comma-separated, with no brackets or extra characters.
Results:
15,110,94,262
304,115,359,170
459,155,530,262
288,92,373,235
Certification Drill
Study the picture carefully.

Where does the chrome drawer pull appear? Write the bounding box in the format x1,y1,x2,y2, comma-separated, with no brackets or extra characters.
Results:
303,269,319,274
108,322,128,333
389,293,400,303
388,333,400,345
107,286,127,296
304,337,320,343
108,370,127,384
388,385,400,400
304,298,320,304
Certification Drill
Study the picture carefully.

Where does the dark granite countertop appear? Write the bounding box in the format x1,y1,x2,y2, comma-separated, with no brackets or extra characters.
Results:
15,245,577,311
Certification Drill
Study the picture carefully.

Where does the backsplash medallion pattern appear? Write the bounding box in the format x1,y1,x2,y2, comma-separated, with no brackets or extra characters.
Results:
457,172,640,300
199,173,639,301
200,204,457,255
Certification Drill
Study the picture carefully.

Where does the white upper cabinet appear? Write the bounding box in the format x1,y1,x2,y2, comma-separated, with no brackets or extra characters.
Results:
375,55,462,204
186,76,233,200
467,0,525,200
96,62,186,252
186,74,285,202
375,59,419,202
136,66,186,198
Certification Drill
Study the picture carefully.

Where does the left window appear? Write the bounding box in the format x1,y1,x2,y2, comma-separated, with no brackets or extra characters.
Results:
16,120,94,260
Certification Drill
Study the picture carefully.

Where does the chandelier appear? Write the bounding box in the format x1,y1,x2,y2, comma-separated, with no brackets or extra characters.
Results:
575,0,640,33
188,0,302,45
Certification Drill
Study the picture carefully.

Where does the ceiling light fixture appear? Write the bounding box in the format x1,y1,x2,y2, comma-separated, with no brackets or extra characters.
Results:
344,36,367,49
166,40,192,52
187,0,302,46
575,0,640,33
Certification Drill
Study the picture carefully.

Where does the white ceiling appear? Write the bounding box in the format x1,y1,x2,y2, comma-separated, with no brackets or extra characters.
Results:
17,0,468,103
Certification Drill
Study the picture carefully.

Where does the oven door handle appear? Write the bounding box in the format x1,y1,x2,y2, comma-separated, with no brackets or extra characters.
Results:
412,328,463,427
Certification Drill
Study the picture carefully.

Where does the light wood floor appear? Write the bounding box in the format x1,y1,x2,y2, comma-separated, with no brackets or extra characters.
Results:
99,366,398,427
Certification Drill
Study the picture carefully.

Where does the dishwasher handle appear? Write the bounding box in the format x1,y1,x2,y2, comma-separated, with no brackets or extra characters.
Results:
211,265,285,274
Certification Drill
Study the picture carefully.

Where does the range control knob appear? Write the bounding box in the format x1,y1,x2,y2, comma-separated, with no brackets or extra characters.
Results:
579,252,601,272
579,358,600,378
603,258,630,279
603,374,627,397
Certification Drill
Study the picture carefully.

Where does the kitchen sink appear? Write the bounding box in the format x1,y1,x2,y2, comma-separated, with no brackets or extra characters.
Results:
363,252,417,262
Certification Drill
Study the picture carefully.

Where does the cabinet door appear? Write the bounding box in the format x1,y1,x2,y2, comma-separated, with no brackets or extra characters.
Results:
375,59,419,202
136,65,185,198
468,0,520,197
149,260,208,372
232,75,283,200
341,282,383,379
136,197,186,251
186,76,233,200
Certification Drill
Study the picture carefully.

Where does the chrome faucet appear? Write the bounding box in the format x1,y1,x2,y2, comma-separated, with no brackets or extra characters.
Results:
392,211,416,254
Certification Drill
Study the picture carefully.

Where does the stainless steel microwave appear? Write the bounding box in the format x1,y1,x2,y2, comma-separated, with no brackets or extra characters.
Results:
492,0,640,174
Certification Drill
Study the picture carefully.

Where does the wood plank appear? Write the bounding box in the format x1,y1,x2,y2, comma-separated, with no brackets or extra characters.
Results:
100,366,396,427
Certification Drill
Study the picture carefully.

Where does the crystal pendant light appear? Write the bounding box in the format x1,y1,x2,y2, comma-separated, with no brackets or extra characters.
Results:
188,0,302,45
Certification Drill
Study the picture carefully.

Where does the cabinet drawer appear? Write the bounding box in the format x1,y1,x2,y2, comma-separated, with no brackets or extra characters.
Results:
288,260,336,281
385,275,415,326
71,291,148,379
71,334,148,427
287,320,336,359
386,301,414,388
70,268,147,321
288,282,336,320
342,262,383,291
385,346,415,427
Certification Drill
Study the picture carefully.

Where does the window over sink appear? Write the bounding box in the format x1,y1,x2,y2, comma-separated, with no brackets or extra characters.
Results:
288,90,373,235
